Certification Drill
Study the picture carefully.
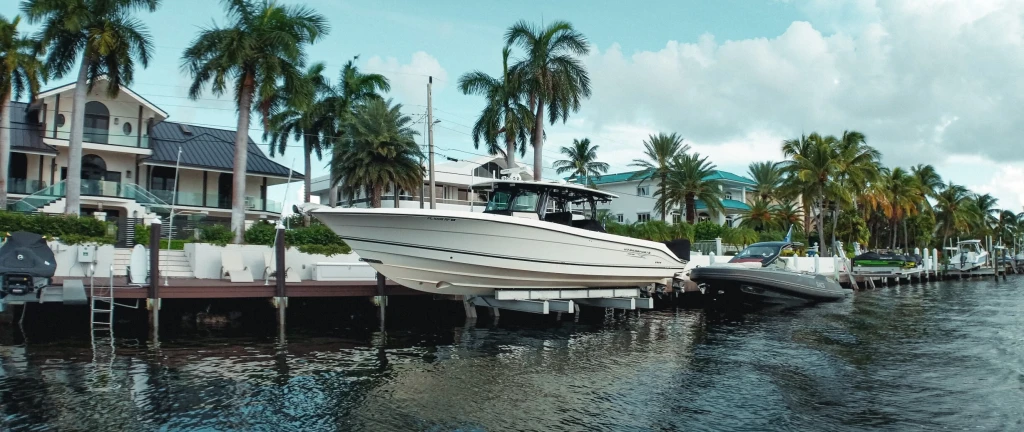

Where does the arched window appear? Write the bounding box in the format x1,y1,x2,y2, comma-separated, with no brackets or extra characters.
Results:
83,101,110,144
81,155,107,180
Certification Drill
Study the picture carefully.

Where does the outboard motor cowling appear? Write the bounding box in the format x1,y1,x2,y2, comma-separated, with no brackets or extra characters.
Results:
0,232,56,297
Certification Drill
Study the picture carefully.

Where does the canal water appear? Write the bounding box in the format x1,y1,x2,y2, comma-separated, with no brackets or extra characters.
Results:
1,278,1022,431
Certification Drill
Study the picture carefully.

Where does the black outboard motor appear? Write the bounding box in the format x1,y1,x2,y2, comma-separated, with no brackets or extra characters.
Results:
0,232,57,297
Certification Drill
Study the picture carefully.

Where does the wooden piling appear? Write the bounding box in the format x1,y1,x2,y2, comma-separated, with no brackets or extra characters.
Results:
375,272,387,324
148,217,162,341
274,224,287,329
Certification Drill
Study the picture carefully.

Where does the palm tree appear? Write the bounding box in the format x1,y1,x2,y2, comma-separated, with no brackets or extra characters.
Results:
22,0,160,215
505,20,591,180
934,182,974,250
331,99,423,208
970,193,999,237
458,47,533,170
181,0,328,243
829,130,880,248
552,138,608,187
883,167,919,250
264,62,330,209
658,153,725,224
0,14,45,209
773,200,804,233
629,132,689,221
781,132,839,254
738,197,777,231
994,209,1017,245
910,163,943,206
322,57,390,207
747,161,785,202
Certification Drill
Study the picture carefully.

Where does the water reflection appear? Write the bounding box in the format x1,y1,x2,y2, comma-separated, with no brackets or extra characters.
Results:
1,279,1023,431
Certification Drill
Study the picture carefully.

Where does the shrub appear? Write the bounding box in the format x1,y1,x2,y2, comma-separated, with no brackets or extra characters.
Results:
198,224,233,245
160,239,190,250
244,221,277,245
286,224,342,246
0,211,106,237
59,234,116,245
135,224,150,245
296,243,351,256
693,221,724,241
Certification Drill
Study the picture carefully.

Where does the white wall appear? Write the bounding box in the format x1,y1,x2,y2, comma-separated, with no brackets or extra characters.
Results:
184,243,368,281
48,242,117,278
596,178,751,225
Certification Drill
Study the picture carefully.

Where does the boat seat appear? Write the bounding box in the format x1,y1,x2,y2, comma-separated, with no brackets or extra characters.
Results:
544,211,573,225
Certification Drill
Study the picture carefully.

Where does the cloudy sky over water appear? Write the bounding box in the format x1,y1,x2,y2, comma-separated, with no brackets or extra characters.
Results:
4,0,1023,212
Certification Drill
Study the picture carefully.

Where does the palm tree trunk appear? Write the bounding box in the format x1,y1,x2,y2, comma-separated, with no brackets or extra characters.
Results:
504,129,515,170
65,59,91,215
328,145,339,207
660,173,667,222
830,205,838,251
230,74,256,244
303,138,312,226
685,194,696,224
816,194,827,256
803,198,812,238
903,218,909,251
0,91,11,209
371,183,383,208
891,219,897,250
531,96,545,181
393,183,399,208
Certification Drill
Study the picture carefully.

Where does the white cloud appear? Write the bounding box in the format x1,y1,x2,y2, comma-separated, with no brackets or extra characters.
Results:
366,52,449,109
531,0,1024,208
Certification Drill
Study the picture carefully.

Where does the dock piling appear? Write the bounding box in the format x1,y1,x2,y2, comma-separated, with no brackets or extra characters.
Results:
274,222,287,329
375,272,387,325
148,217,162,341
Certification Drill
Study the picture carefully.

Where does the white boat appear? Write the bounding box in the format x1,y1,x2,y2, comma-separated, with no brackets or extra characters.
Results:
310,180,690,296
949,240,988,271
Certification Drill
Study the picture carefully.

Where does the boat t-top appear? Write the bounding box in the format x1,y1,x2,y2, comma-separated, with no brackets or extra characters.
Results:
948,240,988,271
310,179,691,296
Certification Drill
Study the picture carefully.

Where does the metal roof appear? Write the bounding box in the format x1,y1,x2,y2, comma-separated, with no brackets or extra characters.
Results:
7,101,57,155
695,199,751,211
146,121,303,179
567,169,755,186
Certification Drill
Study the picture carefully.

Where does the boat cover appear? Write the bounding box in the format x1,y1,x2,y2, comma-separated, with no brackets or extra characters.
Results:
0,232,57,277
852,251,906,267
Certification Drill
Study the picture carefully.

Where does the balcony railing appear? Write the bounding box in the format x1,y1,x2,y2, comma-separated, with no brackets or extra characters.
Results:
150,189,282,213
50,129,150,149
7,179,47,195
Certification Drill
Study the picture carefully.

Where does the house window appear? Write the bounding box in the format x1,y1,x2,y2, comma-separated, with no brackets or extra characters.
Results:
637,212,651,223
725,192,733,200
698,213,711,223
616,214,624,223
725,216,734,227
56,114,66,127
83,101,110,144
672,213,681,224
637,185,650,197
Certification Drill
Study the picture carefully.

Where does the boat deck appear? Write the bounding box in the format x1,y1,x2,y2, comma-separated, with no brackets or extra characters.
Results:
50,277,422,299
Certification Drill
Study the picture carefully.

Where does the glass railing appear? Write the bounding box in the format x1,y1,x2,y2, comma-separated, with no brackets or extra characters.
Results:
7,179,47,195
10,180,67,212
9,179,281,214
50,130,150,149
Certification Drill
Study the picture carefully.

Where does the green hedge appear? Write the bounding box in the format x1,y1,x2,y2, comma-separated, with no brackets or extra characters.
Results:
0,211,113,244
243,221,351,255
198,224,234,245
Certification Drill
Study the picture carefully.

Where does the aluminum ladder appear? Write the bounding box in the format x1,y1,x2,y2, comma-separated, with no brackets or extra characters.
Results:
90,271,115,331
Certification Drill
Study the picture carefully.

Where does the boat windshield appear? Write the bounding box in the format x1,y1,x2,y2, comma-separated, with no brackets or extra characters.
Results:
735,245,781,260
486,190,541,213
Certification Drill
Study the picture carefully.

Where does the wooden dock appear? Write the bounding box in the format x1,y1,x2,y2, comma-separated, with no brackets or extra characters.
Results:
50,277,423,299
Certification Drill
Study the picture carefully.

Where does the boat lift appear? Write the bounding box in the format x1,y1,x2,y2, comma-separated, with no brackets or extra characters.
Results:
465,287,654,316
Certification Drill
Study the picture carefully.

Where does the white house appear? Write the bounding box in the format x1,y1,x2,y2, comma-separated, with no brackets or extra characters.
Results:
574,170,756,226
309,155,532,212
7,78,301,244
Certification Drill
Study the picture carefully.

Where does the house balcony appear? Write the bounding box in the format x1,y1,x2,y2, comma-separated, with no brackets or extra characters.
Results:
44,130,151,152
149,190,283,213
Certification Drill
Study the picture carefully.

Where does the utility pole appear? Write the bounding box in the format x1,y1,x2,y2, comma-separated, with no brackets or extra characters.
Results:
428,76,436,209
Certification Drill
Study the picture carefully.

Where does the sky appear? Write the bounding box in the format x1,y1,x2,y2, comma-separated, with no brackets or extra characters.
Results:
4,0,1024,213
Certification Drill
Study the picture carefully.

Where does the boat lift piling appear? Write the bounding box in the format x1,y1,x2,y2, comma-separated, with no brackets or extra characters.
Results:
274,222,287,330
147,217,161,341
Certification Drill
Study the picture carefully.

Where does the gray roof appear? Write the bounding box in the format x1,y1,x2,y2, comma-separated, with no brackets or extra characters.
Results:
146,121,303,179
7,101,57,155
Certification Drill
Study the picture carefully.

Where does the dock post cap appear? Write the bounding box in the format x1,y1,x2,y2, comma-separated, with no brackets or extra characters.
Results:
275,220,285,229
150,216,162,225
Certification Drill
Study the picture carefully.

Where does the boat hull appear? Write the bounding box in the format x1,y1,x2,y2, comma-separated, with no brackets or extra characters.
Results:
690,265,847,307
312,208,688,295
